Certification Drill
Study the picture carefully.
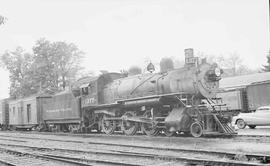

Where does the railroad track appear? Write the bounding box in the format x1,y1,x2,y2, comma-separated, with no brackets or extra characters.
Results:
0,159,16,166
0,146,141,166
0,138,269,166
0,144,182,166
16,130,270,140
0,133,270,164
2,130,270,143
237,134,270,138
0,132,270,165
0,148,76,166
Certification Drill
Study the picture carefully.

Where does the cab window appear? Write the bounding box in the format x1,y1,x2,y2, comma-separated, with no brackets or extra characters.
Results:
82,87,89,95
89,83,97,94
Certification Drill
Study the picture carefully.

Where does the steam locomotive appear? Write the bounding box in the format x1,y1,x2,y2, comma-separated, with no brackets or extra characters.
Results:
0,49,235,137
76,48,234,137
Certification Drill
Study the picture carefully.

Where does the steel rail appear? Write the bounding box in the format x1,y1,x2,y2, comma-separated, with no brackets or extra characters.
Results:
1,133,269,163
0,135,270,163
11,129,270,139
3,130,270,142
2,130,270,140
0,147,142,166
0,147,92,166
0,142,267,166
0,133,269,164
0,159,16,166
0,146,150,166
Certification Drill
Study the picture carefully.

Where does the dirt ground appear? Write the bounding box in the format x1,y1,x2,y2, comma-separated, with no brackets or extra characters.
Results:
236,126,270,136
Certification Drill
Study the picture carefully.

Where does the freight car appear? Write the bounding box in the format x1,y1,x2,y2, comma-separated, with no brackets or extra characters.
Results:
246,81,270,111
216,81,270,114
8,94,50,130
216,88,248,113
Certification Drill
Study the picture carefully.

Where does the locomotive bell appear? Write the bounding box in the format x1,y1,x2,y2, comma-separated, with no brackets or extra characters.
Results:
147,62,155,73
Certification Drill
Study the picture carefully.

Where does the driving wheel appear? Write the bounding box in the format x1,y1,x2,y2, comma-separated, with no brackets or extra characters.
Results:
141,110,159,136
101,114,116,135
121,111,139,135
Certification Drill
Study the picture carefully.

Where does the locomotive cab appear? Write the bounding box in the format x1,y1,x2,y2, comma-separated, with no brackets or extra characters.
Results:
80,73,123,108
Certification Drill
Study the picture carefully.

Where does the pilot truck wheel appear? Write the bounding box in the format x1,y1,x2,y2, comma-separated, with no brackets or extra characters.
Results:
163,128,176,137
190,122,203,138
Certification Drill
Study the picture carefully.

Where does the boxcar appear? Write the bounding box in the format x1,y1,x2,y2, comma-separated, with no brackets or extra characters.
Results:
8,95,51,130
247,81,270,111
216,88,248,113
42,91,81,132
217,81,270,113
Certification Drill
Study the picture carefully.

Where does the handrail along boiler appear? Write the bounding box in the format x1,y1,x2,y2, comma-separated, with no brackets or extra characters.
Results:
80,49,235,137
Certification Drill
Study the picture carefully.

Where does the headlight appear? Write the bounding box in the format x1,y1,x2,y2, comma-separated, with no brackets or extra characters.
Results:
206,67,222,81
214,68,221,77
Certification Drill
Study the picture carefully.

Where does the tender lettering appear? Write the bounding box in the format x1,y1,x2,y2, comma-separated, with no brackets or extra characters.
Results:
46,108,72,113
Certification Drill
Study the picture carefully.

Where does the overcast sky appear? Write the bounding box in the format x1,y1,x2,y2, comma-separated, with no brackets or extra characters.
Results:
0,0,269,98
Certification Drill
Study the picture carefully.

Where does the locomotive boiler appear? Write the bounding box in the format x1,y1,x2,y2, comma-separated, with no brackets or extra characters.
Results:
80,49,235,137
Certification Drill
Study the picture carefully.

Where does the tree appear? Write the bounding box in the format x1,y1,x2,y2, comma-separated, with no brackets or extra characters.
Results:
225,52,243,75
77,69,95,78
262,51,270,72
236,65,258,76
0,47,36,98
160,57,174,72
128,66,142,75
32,38,84,91
199,52,257,77
0,15,6,25
207,53,242,75
1,39,85,98
171,58,184,68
